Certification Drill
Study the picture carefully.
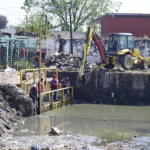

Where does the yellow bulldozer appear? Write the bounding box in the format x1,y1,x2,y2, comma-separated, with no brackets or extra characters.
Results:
78,26,150,82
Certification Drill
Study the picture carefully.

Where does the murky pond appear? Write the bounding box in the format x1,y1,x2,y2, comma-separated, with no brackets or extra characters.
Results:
15,104,150,142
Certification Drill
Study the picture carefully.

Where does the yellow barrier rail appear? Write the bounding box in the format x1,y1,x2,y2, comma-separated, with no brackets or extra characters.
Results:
0,64,4,71
7,61,11,68
41,86,73,109
18,60,24,68
19,68,58,88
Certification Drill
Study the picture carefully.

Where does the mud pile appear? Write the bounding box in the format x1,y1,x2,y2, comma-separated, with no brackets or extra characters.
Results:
45,52,97,71
0,84,36,117
0,90,21,135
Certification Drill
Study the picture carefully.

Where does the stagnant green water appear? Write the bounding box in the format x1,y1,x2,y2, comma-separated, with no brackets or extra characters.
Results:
16,104,150,142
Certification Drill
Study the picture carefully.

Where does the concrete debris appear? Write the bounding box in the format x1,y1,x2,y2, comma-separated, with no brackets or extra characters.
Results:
45,52,97,71
51,127,63,135
15,31,39,37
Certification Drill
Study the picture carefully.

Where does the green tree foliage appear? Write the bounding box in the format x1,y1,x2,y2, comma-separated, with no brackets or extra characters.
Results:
0,15,8,29
14,15,54,35
22,0,121,32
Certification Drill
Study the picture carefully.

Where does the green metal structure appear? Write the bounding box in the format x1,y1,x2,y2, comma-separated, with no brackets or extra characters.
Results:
0,37,38,71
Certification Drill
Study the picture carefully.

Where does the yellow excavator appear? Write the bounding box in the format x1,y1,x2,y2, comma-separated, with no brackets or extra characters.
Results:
78,26,149,82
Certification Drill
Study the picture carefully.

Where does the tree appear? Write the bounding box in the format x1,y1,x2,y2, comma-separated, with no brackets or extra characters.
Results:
13,15,55,35
0,15,8,29
22,0,121,32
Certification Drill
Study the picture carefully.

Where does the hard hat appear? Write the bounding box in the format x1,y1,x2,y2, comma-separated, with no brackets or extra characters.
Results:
53,75,56,78
33,84,37,87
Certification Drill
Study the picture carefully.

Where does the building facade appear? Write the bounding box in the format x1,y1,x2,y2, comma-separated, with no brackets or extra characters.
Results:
90,13,150,38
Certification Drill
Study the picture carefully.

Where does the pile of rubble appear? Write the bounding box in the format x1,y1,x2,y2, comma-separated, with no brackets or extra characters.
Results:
15,31,39,37
45,52,97,71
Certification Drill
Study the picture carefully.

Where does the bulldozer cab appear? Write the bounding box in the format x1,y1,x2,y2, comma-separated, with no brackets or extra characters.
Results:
107,33,134,55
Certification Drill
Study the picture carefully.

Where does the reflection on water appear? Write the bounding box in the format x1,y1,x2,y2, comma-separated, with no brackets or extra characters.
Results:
15,104,150,141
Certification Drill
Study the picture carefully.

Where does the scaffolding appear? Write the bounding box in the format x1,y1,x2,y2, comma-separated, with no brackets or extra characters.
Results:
0,37,38,71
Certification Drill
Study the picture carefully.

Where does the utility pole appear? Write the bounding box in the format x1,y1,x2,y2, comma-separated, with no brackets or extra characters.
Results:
26,15,28,30
68,2,73,54
38,22,42,115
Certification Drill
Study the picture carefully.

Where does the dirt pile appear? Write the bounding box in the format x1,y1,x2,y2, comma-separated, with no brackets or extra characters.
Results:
0,90,21,135
45,52,97,71
0,84,36,117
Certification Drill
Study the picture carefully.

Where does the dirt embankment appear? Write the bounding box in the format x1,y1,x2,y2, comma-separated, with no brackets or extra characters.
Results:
0,84,36,136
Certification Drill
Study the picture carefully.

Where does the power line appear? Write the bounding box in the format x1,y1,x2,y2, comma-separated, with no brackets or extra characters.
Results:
0,7,21,9
0,9,26,15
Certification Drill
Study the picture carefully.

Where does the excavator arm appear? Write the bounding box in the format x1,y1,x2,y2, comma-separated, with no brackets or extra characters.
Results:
78,27,94,81
78,26,107,82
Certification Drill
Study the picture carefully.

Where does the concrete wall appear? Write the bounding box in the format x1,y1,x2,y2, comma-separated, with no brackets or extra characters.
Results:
44,31,150,63
0,71,18,84
47,70,150,105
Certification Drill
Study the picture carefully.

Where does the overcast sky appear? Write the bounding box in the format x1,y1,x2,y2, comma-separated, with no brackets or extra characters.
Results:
0,0,150,25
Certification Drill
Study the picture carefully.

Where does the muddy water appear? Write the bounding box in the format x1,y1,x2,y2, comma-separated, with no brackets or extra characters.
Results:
15,104,150,142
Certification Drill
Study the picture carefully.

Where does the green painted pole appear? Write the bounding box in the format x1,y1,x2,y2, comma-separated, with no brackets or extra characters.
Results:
6,39,9,68
27,40,29,61
11,40,13,67
17,40,20,71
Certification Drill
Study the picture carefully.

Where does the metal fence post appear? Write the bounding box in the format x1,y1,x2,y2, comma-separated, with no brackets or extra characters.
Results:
56,68,58,78
6,39,9,68
17,40,20,71
27,40,29,62
62,89,64,106
33,70,35,83
51,92,54,109
11,40,13,67
20,70,22,88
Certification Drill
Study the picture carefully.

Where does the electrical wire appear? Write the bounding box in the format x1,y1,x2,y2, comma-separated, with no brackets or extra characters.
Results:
0,9,26,15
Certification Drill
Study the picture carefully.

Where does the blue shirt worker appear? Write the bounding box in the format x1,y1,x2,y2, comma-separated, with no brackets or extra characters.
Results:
49,75,59,102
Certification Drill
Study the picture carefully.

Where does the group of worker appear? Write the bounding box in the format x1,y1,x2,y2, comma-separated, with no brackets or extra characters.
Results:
29,75,70,107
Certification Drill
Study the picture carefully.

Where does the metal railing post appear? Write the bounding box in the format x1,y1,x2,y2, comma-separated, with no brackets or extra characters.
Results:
62,90,64,106
11,40,13,67
6,39,9,68
33,70,35,83
20,70,22,88
51,92,54,109
72,87,73,102
17,40,20,71
56,68,58,78
44,69,47,85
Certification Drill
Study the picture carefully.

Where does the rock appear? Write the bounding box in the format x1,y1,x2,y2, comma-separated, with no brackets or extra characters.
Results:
51,127,63,135
20,129,29,133
45,52,95,71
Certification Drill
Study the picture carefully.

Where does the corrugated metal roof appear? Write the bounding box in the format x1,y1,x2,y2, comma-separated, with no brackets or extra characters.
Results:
89,13,150,25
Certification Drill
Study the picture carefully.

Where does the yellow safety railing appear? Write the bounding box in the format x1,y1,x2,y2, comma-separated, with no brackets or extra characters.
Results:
18,60,24,68
0,64,4,71
27,60,34,69
7,61,11,68
19,68,58,88
41,86,73,109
